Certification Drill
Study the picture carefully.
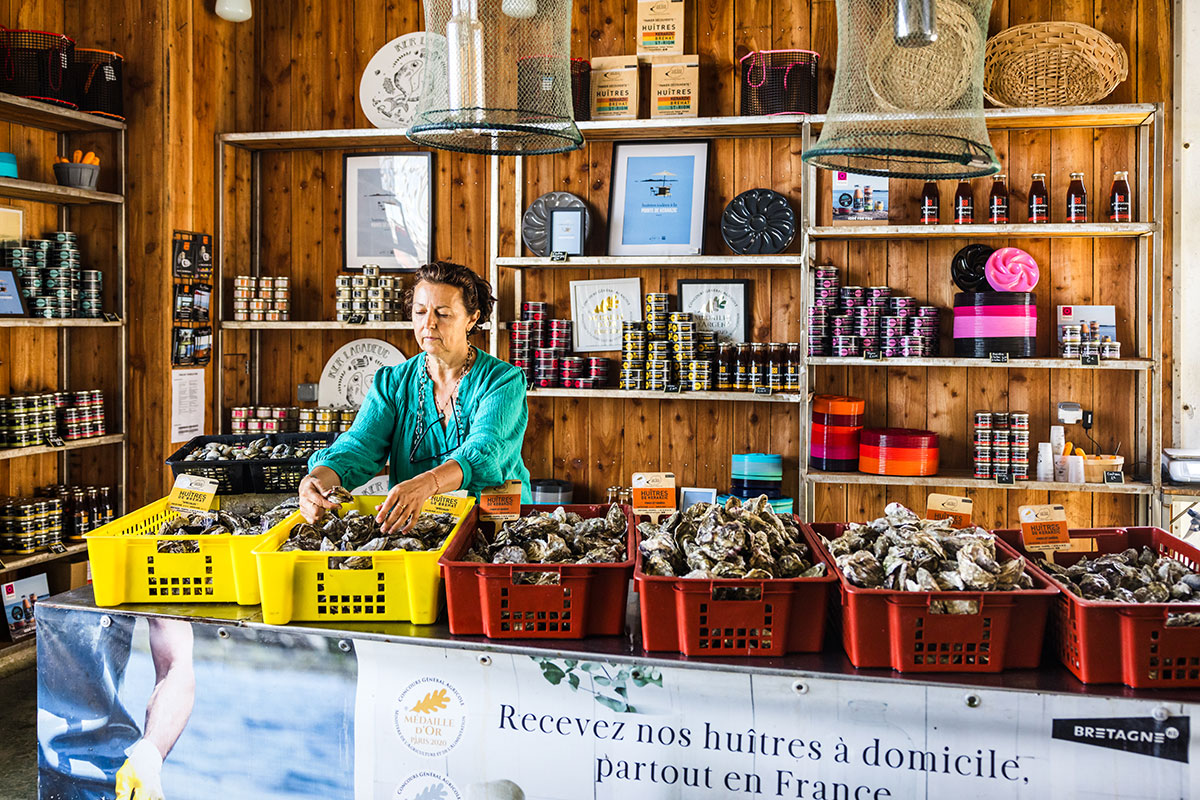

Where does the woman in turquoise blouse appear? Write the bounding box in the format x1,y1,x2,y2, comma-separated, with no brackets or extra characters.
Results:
299,261,530,533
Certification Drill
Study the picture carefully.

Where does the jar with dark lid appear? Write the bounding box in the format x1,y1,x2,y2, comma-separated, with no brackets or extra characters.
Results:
98,486,114,524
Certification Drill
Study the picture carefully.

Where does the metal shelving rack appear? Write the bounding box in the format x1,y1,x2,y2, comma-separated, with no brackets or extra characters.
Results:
496,103,1165,521
0,91,130,559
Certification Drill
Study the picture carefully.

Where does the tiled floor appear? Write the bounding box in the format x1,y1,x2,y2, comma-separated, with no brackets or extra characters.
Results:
0,668,37,800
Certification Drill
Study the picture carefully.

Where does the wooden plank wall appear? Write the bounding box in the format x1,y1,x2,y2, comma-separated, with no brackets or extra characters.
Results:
235,0,1171,529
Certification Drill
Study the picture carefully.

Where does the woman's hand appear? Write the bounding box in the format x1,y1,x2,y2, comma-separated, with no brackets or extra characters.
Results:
299,467,342,523
375,472,439,534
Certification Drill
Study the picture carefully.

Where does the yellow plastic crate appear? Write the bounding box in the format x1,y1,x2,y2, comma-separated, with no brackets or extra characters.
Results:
85,497,270,606
253,494,476,625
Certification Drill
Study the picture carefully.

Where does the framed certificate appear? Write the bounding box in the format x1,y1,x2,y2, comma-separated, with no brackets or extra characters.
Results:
676,278,750,343
608,140,709,256
549,207,585,255
569,277,642,352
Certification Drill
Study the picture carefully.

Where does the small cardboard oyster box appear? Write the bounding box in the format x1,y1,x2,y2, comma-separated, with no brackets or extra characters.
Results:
639,54,700,118
637,0,685,54
591,55,640,120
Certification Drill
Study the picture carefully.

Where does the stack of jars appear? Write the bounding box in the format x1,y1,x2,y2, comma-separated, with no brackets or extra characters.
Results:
0,496,63,555
58,390,106,441
0,394,57,448
231,406,300,434
235,275,290,321
1059,322,1121,360
298,407,356,434
621,321,647,389
973,411,1030,481
810,265,939,358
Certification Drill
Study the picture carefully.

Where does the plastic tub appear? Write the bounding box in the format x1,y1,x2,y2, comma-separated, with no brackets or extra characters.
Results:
810,522,1059,672
440,504,635,638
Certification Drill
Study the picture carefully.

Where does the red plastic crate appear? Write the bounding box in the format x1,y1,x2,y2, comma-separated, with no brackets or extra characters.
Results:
439,504,635,638
809,523,1059,672
995,526,1200,688
634,523,837,657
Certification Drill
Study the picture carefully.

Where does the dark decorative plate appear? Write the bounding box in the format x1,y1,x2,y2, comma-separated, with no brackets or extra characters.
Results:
522,191,590,257
951,244,996,292
721,189,795,255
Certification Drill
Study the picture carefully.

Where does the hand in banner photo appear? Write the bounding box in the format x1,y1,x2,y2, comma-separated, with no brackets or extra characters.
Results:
115,619,195,800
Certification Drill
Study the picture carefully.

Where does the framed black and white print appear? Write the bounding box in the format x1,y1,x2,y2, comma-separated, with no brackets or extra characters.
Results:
344,151,432,271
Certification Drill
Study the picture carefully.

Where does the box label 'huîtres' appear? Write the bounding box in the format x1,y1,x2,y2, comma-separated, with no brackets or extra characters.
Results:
637,0,684,54
591,56,639,120
645,55,698,118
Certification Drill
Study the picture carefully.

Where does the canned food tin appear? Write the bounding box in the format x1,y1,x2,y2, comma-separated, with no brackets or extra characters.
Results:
992,411,1010,429
973,429,993,445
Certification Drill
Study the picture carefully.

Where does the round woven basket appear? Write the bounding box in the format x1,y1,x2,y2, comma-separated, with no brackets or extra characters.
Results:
984,21,1128,107
867,0,982,111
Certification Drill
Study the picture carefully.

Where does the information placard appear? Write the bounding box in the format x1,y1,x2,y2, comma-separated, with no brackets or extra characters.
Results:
167,474,218,513
925,494,973,528
1018,504,1071,552
479,480,523,523
631,472,676,517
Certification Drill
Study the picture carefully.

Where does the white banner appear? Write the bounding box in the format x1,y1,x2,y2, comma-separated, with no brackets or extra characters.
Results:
353,640,1197,800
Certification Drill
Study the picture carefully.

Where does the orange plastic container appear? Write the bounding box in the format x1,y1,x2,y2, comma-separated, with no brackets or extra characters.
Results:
810,522,1058,672
440,504,635,638
634,523,837,656
995,526,1200,688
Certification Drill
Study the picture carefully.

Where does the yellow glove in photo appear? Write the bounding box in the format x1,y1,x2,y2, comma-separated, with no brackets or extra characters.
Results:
114,739,165,800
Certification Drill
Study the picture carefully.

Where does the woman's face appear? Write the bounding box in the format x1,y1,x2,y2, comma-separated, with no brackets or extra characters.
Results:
411,280,480,359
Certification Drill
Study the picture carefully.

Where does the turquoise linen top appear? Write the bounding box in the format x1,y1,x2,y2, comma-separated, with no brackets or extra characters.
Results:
308,347,532,501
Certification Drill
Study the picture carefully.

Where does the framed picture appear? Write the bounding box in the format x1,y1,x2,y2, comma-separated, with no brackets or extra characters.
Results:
549,207,585,255
569,277,642,352
608,140,708,256
344,152,432,271
0,207,22,245
0,269,28,317
680,487,717,512
676,279,750,343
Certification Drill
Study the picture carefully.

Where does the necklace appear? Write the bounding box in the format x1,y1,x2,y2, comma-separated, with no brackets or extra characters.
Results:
427,348,476,421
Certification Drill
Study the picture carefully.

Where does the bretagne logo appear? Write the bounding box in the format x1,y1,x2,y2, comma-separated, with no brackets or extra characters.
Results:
394,677,467,757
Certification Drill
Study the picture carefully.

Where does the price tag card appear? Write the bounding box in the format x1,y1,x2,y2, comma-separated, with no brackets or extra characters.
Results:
347,314,366,325
990,352,1009,363
1018,504,1071,552
550,251,568,262
1081,353,1100,366
926,493,973,528
1103,470,1125,485
43,434,66,448
753,386,772,395
49,542,68,554
632,472,676,517
167,474,218,513
480,479,523,522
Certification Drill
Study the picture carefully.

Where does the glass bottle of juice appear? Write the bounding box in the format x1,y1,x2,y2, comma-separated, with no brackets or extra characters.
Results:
1067,172,1088,223
988,174,1009,224
919,181,939,224
1109,170,1131,222
953,180,974,224
1028,173,1048,223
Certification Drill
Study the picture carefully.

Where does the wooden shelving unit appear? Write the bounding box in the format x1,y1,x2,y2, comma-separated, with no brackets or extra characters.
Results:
526,387,803,404
807,469,1155,496
808,222,1156,239
496,254,803,269
0,91,128,575
806,356,1156,371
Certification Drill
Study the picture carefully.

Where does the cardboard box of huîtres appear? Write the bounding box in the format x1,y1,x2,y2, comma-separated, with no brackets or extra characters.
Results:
591,56,639,120
637,0,685,54
641,54,699,118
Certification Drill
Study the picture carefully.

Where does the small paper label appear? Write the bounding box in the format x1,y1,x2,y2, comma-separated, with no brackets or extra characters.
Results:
995,472,1015,485
43,434,66,448
864,350,882,360
664,384,682,394
347,314,366,325
1104,470,1125,485
167,474,218,513
753,386,772,395
990,352,1009,363
1081,353,1100,366
1019,504,1071,552
480,480,523,522
632,472,676,516
926,494,973,528
550,251,568,262
49,542,68,554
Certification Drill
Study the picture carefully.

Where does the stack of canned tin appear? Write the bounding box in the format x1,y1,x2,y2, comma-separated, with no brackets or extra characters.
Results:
973,410,1030,480
1059,321,1121,360
4,232,104,319
231,406,300,434
233,275,290,321
508,301,548,384
621,321,647,389
0,496,63,555
0,394,57,448
334,265,397,321
298,407,356,434
58,389,107,441
809,265,941,358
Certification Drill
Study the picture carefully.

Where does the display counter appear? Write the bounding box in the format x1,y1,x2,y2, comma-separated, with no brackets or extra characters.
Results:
36,587,1199,799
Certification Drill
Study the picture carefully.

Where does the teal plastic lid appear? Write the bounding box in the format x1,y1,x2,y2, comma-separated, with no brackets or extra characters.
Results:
0,153,16,179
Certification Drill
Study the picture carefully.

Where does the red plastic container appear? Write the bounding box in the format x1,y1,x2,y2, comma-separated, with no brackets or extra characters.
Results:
809,523,1059,672
995,526,1200,688
440,504,635,639
634,523,837,657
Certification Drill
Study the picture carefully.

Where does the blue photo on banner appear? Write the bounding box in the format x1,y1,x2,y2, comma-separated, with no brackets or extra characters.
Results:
609,141,709,256
621,155,697,245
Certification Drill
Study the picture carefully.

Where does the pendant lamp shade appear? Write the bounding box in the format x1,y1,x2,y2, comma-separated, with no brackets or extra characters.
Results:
406,0,584,155
803,0,999,179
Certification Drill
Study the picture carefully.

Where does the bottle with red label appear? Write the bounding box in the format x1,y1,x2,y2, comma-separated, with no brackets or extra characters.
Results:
1028,173,1049,223
988,174,1009,224
919,181,940,224
1067,172,1088,223
1109,170,1131,222
953,180,974,224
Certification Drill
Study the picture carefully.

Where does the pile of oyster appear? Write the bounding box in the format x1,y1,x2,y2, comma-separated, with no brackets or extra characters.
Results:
281,506,458,569
1039,546,1200,609
150,497,300,553
638,495,826,581
825,503,1033,614
182,438,323,462
461,504,628,584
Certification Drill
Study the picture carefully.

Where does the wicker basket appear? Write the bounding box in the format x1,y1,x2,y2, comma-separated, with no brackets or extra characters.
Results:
984,22,1128,107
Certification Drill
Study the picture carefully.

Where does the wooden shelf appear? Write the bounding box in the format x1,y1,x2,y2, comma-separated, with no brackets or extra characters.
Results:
221,320,498,331
808,223,1156,239
221,128,414,151
496,254,802,269
0,92,126,133
808,356,1155,371
805,468,1155,495
0,434,124,462
0,318,122,328
526,387,803,403
0,542,87,573
0,177,122,205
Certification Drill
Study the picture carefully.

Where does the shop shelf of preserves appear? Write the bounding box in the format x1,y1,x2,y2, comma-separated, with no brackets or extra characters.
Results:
221,320,498,331
0,176,123,205
0,433,124,462
804,467,1156,495
807,222,1156,240
495,254,803,269
524,387,803,404
0,318,123,328
0,91,126,133
807,356,1155,371
0,542,87,573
